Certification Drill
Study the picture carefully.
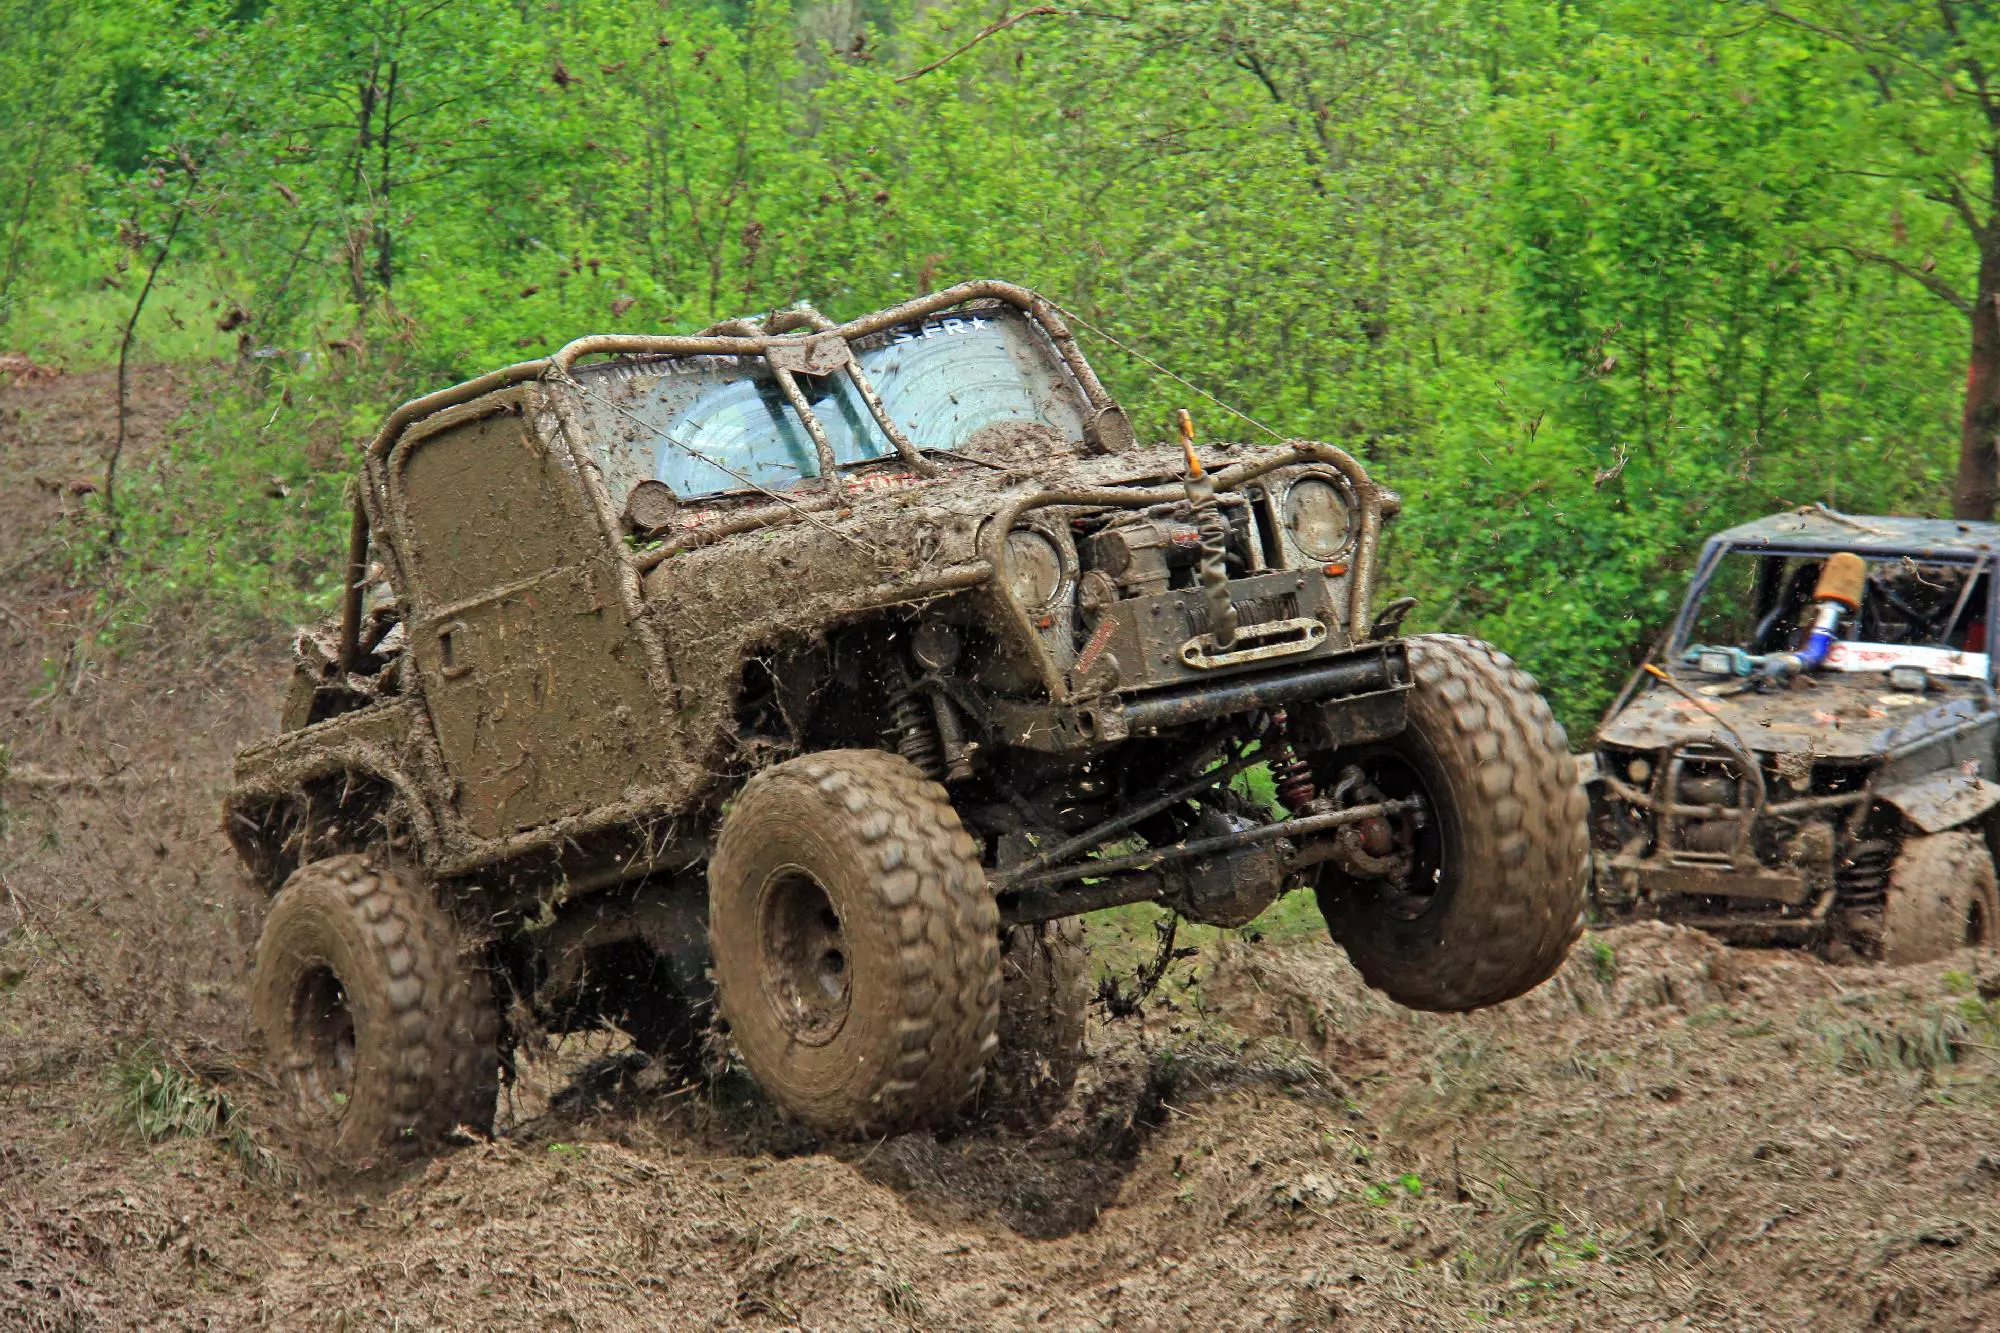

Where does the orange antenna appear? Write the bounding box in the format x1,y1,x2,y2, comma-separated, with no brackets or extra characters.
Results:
1177,408,1202,477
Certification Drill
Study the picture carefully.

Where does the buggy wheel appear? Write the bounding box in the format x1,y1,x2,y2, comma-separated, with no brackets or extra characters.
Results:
251,854,499,1165
959,920,1090,1132
708,750,1000,1135
1311,634,1589,1012
1880,831,2000,964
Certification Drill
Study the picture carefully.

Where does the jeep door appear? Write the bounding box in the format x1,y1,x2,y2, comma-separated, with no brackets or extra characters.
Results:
389,393,658,839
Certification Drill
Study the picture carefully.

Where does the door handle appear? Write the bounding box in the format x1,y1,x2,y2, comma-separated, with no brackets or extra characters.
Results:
437,620,473,679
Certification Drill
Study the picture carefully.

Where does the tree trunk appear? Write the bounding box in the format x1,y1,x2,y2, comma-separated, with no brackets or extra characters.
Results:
1956,238,2000,520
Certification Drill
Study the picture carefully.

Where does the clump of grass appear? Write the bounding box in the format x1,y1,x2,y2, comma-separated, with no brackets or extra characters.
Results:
115,1046,291,1183
0,921,70,988
879,1275,930,1324
121,1056,231,1140
1816,1010,1969,1074
1585,934,1617,985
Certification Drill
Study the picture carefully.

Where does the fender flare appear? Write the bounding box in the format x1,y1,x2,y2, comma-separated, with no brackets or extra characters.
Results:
225,750,440,892
1876,768,2000,835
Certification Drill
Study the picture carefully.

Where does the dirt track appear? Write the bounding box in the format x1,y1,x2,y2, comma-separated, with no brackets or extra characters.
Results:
7,367,2000,1330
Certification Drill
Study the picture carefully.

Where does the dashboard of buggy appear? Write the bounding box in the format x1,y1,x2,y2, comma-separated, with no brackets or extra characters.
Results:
571,303,1092,509
1675,545,1998,687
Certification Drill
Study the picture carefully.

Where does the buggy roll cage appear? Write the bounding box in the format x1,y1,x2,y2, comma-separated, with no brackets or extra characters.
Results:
333,279,1397,707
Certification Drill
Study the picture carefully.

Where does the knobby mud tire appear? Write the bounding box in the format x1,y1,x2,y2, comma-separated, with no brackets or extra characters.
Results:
1880,831,2000,965
251,854,499,1165
959,919,1089,1133
1315,634,1589,1012
708,750,1001,1136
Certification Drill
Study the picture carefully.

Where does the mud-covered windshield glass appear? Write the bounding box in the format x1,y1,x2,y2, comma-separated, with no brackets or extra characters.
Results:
573,304,1089,502
1679,547,1993,672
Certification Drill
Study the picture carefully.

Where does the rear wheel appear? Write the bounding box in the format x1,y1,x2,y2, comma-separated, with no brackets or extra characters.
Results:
1311,634,1589,1011
708,750,1001,1136
1880,831,2000,964
251,855,499,1164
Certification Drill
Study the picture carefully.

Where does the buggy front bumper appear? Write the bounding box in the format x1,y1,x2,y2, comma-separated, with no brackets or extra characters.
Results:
1596,854,1811,908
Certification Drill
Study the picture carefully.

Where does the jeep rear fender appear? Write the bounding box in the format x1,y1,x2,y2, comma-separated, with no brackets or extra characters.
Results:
226,698,441,890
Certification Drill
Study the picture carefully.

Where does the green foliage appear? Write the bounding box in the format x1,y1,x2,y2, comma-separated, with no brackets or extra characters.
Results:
0,0,114,326
1394,3,1961,728
114,1045,290,1180
0,0,1976,728
111,359,379,628
1584,935,1616,986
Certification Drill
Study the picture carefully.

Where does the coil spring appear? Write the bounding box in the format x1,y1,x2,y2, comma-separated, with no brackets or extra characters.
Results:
1269,708,1316,811
1837,837,1896,900
892,687,944,781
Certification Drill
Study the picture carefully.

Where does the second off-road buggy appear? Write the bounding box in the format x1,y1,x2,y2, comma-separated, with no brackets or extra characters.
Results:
1588,507,2000,962
225,280,1588,1161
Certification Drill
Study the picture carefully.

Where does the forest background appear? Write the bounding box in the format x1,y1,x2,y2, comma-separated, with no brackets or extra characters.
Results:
3,0,1991,734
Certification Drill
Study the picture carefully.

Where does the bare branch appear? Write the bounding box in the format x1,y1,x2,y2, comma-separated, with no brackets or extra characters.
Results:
1763,4,1955,88
1826,242,1975,314
896,6,1067,84
1922,173,1989,238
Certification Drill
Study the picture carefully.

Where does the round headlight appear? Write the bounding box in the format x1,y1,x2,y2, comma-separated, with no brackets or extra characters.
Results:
1003,528,1066,609
1283,477,1354,560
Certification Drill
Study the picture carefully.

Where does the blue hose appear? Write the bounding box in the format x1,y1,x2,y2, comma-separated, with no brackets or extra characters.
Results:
1759,601,1844,680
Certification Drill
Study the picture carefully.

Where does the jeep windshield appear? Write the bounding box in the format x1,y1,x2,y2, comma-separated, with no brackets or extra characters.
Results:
573,304,1089,503
1677,546,1994,679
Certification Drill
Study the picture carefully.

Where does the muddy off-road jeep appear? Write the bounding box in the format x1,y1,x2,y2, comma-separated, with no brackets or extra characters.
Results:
226,281,1588,1160
1588,507,2000,962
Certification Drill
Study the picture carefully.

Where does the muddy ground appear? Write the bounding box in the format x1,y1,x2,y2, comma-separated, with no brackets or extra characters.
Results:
6,365,2000,1330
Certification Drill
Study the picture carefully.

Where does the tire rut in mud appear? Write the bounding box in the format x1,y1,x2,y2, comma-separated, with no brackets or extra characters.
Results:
507,1024,1348,1240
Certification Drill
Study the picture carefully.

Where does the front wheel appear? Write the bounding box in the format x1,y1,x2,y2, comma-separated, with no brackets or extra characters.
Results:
708,750,1001,1136
1880,831,2000,964
1311,634,1589,1011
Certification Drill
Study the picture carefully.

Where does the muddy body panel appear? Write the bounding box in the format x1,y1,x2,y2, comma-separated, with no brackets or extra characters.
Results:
1588,510,2000,957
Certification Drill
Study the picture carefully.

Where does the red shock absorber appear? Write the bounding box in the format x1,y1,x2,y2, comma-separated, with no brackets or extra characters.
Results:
1269,708,1317,812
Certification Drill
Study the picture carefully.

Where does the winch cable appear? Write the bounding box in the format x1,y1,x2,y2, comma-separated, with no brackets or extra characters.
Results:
1180,408,1240,649
1043,297,1289,443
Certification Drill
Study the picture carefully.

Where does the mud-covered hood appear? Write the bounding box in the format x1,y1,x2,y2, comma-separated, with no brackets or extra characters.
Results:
668,446,1202,555
1599,674,1997,760
640,443,1273,617
637,442,1295,681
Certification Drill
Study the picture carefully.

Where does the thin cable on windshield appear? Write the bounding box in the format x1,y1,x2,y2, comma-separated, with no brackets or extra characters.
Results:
557,369,886,559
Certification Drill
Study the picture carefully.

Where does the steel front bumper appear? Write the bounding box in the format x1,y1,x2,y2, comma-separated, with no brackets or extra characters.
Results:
989,642,1409,753
1594,852,1829,945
